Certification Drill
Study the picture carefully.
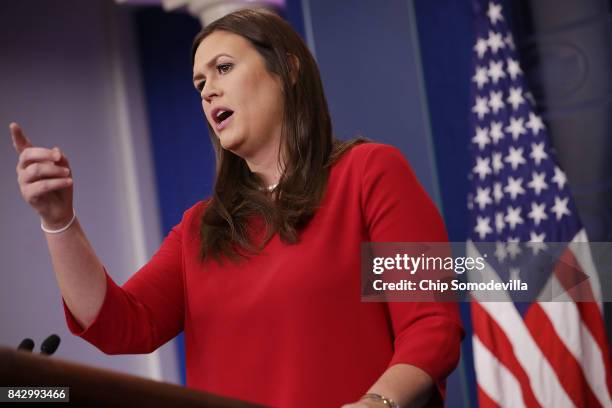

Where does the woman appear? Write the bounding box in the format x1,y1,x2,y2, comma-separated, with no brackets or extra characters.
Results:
11,9,463,408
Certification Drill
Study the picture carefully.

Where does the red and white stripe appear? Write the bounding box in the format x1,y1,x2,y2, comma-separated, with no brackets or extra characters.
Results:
468,235,612,407
473,335,526,407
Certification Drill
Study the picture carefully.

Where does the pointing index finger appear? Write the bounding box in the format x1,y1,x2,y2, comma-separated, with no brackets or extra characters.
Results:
9,122,33,154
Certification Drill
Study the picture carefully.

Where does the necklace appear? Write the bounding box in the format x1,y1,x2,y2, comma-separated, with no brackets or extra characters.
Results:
257,183,278,192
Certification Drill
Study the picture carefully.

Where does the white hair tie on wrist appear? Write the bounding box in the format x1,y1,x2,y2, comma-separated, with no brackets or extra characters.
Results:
41,209,76,234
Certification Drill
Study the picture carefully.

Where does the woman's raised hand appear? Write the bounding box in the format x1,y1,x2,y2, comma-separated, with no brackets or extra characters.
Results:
10,122,74,229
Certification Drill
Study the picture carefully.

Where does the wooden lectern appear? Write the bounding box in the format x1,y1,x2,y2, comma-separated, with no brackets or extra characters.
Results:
0,347,264,407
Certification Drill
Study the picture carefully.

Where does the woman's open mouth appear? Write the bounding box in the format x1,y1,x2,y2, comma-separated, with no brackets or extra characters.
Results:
212,108,234,131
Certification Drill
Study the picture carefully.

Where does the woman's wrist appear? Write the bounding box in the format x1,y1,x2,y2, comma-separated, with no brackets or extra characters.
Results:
360,393,400,408
41,208,76,234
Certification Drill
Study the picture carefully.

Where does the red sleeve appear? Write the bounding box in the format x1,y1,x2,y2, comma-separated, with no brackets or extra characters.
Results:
359,144,464,403
62,206,193,355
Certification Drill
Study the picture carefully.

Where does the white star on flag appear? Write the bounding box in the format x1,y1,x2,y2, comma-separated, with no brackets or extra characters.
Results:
551,196,571,220
493,181,504,203
506,238,521,258
494,241,507,262
524,90,536,105
527,231,547,254
474,38,488,58
527,201,548,226
506,57,522,79
504,32,515,49
475,187,493,210
507,87,526,110
504,176,526,200
474,156,492,180
492,152,504,174
487,30,505,53
487,2,504,24
526,112,545,135
527,171,548,195
472,127,490,150
489,121,504,144
475,216,493,239
505,206,524,229
488,91,505,114
495,211,506,232
552,166,567,189
530,142,548,165
487,60,506,83
472,97,490,119
472,66,489,89
505,146,526,170
506,117,527,140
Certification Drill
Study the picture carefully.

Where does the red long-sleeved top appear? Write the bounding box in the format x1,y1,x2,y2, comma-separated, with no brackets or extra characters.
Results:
63,143,463,407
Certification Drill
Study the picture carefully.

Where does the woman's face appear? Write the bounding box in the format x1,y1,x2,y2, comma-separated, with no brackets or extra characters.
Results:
193,30,285,160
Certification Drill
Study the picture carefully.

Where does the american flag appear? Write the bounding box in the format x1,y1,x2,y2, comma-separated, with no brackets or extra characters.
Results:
467,1,611,406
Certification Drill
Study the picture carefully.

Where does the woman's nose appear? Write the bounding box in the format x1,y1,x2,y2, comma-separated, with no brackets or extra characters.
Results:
202,81,221,103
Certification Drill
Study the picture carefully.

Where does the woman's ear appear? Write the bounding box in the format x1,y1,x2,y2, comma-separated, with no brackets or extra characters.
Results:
287,53,300,86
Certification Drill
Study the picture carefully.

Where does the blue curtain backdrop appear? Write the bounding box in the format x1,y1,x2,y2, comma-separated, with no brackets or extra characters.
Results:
413,1,476,406
134,9,210,385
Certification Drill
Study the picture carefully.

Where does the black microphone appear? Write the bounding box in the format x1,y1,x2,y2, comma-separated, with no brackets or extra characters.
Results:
17,338,35,352
40,334,61,355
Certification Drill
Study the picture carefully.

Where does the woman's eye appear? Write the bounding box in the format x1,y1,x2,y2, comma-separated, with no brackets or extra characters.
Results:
217,63,233,74
196,64,231,92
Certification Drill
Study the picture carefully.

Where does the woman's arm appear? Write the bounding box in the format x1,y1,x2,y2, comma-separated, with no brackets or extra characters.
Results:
44,219,107,329
354,144,465,407
11,123,107,329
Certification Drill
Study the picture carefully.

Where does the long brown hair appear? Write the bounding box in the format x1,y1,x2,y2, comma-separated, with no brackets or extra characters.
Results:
192,8,367,263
